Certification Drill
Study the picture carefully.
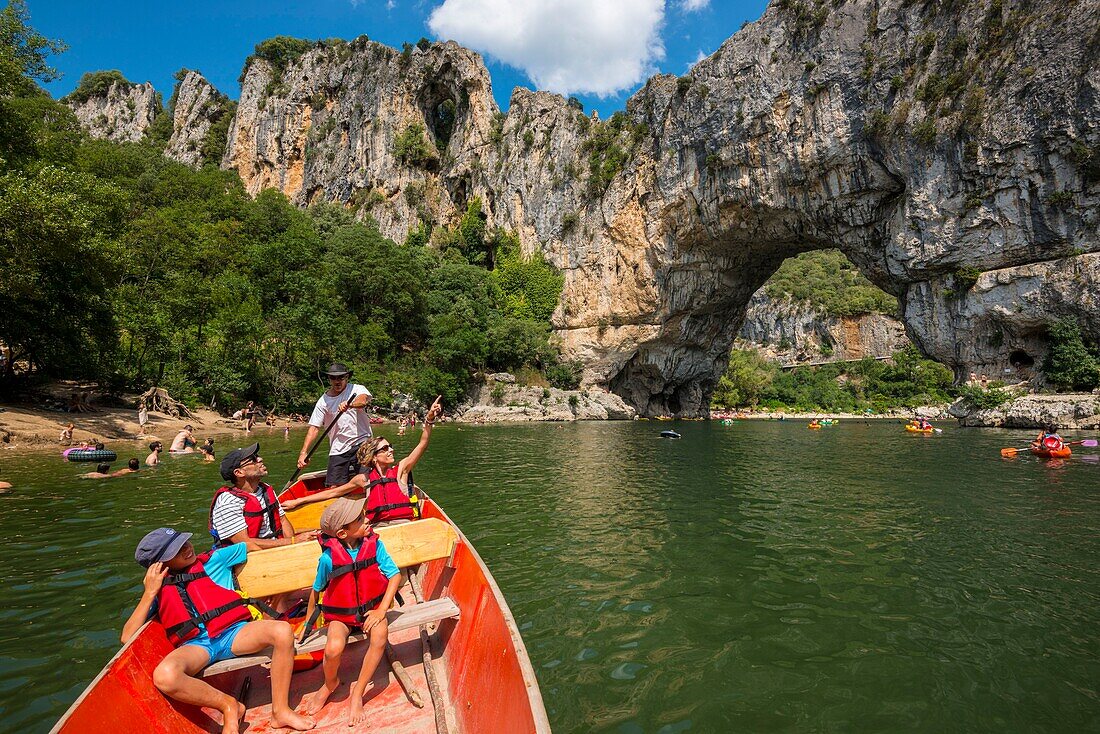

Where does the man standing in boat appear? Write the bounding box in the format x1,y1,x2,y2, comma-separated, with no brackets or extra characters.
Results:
297,363,373,487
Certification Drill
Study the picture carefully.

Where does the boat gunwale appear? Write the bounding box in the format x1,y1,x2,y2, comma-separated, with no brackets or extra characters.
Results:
47,620,156,734
423,496,552,733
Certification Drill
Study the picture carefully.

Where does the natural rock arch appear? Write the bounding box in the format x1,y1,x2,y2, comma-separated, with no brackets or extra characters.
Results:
172,0,1098,417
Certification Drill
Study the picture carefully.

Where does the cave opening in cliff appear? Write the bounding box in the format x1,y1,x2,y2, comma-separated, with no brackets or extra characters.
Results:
418,76,458,151
1009,350,1035,368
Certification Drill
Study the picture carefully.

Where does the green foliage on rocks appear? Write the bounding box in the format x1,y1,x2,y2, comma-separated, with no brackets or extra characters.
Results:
580,112,647,197
1043,318,1100,391
712,346,955,412
0,9,572,409
393,122,439,168
65,69,132,104
245,36,312,81
764,249,898,317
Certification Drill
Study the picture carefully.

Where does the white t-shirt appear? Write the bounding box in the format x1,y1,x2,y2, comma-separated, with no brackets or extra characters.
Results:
309,382,373,455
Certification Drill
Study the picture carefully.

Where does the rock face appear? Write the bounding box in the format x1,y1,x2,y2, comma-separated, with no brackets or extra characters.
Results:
950,393,1100,429
223,38,496,234
458,374,636,422
164,71,232,167
67,81,159,142
67,0,1100,417
737,292,909,364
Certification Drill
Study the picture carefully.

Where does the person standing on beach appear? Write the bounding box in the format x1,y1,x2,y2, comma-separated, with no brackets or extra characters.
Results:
138,401,149,435
297,363,373,487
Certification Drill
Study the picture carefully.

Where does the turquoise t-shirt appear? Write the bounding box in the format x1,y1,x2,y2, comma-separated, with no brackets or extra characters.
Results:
313,538,399,592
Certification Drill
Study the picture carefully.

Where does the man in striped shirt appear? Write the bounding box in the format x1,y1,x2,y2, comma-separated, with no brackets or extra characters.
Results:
210,443,315,550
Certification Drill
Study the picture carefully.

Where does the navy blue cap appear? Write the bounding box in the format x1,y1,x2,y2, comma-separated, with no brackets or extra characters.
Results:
134,527,192,568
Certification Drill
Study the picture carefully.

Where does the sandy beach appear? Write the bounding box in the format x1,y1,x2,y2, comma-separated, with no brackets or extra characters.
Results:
0,401,248,453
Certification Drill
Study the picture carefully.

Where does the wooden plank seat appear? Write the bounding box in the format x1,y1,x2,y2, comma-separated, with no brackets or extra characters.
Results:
203,597,460,677
203,518,460,678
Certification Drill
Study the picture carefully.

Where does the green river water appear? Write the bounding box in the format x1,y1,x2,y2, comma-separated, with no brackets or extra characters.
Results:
0,420,1097,732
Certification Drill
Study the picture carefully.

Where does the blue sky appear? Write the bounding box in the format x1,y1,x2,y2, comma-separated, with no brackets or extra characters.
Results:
31,0,768,118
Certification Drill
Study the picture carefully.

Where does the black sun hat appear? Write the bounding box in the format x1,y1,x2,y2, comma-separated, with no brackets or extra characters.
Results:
322,362,352,377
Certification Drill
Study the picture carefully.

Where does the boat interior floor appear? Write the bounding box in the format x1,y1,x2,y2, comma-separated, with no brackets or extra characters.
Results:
205,580,458,734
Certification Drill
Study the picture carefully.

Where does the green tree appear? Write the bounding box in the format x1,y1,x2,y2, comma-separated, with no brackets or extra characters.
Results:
712,350,776,407
1043,318,1100,390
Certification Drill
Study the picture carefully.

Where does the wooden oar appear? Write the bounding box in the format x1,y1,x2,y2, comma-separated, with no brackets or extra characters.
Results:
281,393,358,492
1000,439,1096,457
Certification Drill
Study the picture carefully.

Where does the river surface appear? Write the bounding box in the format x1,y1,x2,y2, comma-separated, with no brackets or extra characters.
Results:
1,420,1098,732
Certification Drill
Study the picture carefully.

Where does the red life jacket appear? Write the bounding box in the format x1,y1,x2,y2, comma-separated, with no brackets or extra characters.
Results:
156,559,252,646
365,466,417,524
318,533,389,625
208,483,283,544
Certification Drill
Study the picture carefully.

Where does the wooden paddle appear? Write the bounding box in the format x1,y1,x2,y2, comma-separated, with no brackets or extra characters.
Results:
281,392,358,492
1000,439,1097,457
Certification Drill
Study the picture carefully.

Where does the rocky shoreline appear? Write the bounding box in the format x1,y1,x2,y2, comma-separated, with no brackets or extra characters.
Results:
949,393,1100,429
453,374,636,423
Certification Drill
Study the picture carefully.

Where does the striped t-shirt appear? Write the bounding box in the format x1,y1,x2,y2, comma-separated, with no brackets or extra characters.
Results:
210,484,286,541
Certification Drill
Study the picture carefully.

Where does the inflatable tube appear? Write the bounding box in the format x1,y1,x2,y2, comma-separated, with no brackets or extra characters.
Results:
66,449,117,463
1030,445,1071,459
61,447,78,457
660,430,681,439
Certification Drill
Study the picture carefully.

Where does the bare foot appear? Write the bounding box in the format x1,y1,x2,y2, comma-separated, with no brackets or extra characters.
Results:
220,700,247,734
347,686,365,728
302,678,340,716
271,709,316,731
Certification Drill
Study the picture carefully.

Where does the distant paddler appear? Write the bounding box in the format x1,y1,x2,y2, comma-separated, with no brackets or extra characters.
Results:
297,363,374,488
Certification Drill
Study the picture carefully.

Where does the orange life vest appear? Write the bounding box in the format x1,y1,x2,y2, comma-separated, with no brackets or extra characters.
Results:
318,532,389,625
208,483,283,544
365,466,417,524
156,559,252,646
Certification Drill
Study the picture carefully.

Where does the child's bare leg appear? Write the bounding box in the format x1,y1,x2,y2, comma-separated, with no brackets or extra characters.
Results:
152,646,245,734
303,621,350,715
231,620,315,731
347,619,388,727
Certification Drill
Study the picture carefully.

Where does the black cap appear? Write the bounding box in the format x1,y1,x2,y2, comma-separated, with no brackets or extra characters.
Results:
134,527,192,568
219,442,259,481
322,362,352,377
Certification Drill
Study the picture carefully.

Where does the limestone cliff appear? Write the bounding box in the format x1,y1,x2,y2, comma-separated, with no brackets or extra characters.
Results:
164,70,234,168
66,0,1100,417
66,79,159,143
737,292,909,365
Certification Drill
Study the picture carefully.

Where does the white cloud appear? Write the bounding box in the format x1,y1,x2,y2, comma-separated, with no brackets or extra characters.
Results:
428,0,665,97
687,48,707,71
681,0,709,10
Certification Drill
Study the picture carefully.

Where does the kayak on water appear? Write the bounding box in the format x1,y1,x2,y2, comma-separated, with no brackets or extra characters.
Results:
905,425,934,433
1030,445,1072,458
660,430,681,439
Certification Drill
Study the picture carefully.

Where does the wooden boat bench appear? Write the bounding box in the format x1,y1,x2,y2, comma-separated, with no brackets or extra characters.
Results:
203,518,459,678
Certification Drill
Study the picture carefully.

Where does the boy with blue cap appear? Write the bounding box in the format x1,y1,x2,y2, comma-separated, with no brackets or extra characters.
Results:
120,527,315,734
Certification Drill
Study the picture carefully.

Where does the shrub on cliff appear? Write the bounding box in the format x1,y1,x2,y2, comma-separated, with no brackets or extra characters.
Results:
242,36,312,82
1043,318,1100,391
393,122,439,169
65,70,132,104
